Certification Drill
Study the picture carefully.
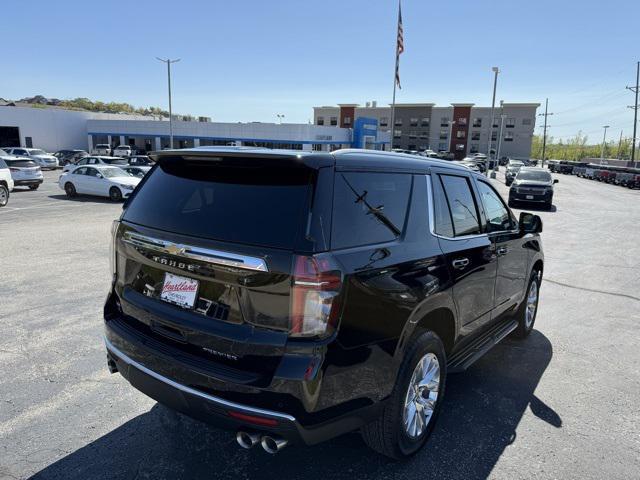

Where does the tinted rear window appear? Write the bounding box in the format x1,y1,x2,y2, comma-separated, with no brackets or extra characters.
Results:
123,157,312,249
331,172,411,249
6,159,37,167
517,170,551,182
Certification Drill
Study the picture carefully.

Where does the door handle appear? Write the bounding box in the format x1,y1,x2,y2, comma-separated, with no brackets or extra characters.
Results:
496,246,508,256
452,258,470,270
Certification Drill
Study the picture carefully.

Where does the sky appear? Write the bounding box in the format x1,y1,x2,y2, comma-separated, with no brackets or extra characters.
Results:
3,0,640,143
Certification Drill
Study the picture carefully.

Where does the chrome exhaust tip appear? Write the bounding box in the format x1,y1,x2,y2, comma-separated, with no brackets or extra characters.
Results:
260,435,288,454
236,431,260,449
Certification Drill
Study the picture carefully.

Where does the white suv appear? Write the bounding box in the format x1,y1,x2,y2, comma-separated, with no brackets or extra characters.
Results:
112,145,132,157
0,158,15,207
5,148,59,170
92,144,111,155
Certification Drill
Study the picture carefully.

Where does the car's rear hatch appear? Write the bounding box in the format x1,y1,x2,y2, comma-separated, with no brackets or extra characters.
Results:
109,151,334,387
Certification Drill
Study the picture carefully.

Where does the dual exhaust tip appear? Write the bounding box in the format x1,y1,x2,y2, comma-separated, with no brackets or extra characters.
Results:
236,431,288,454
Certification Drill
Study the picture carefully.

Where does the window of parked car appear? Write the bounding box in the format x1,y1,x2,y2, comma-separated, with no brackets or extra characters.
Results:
476,181,513,232
332,172,411,249
73,167,88,175
438,174,481,237
431,175,454,237
5,159,37,168
0,159,7,169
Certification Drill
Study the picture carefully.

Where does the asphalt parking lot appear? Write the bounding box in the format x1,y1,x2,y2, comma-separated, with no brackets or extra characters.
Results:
1,168,639,480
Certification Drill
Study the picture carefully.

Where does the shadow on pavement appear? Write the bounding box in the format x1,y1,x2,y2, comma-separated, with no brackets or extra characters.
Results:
47,194,120,204
30,331,557,480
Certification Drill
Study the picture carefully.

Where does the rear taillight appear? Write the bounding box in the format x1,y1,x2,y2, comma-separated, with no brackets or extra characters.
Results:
290,255,342,338
110,220,119,278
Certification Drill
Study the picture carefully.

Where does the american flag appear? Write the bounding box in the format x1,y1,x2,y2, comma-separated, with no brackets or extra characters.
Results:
395,1,404,89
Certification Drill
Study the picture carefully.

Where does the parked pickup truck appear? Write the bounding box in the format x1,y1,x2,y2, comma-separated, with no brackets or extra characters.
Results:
104,148,544,459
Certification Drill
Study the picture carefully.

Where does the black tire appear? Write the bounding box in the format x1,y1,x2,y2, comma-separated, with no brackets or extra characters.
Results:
513,269,541,339
109,186,123,202
0,185,9,207
64,182,77,198
361,331,447,459
29,184,39,190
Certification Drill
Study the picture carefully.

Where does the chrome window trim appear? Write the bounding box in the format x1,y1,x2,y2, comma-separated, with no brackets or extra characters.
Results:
104,337,296,422
426,174,519,240
122,231,268,272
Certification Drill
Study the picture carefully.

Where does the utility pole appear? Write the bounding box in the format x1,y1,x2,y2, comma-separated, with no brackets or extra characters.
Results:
617,130,624,159
156,57,181,149
538,98,553,167
600,125,610,164
487,67,500,176
626,61,639,166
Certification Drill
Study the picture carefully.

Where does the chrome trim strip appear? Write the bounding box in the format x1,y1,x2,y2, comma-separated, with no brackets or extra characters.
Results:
122,231,268,272
104,337,296,422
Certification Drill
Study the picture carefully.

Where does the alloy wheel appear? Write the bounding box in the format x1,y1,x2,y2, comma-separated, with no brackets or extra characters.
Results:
525,279,538,329
403,353,440,439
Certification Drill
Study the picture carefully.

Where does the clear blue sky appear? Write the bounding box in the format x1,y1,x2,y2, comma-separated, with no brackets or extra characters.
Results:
4,0,639,143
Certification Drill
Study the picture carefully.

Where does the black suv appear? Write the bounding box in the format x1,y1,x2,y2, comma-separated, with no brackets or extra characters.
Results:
508,167,558,210
104,148,544,459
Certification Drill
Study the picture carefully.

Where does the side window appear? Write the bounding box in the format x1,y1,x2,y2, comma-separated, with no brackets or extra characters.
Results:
74,167,87,175
78,158,88,165
0,159,7,169
332,172,411,249
439,174,481,236
477,181,513,232
86,167,98,177
430,175,454,237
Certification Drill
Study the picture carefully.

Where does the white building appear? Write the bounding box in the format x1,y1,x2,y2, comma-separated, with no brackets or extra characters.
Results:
0,105,388,153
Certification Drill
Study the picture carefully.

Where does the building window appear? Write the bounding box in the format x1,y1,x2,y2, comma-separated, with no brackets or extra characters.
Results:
471,131,480,141
472,118,482,127
455,143,465,151
343,116,351,125
456,130,466,139
504,132,514,141
522,118,532,126
492,118,500,128
380,117,389,127
316,117,324,126
419,132,429,139
470,144,479,153
439,129,448,140
330,116,338,126
395,118,403,126
394,129,402,138
491,131,497,141
457,117,467,126
409,131,417,139
438,142,447,151
421,117,430,127
410,118,418,127
312,144,323,151
440,117,449,127
25,137,33,148
506,118,515,128
408,144,417,150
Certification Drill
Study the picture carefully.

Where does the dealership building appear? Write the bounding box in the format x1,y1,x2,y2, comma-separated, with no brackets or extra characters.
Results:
0,105,389,153
314,101,540,159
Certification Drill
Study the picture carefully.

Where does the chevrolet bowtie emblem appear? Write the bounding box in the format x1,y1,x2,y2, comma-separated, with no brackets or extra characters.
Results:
166,244,186,256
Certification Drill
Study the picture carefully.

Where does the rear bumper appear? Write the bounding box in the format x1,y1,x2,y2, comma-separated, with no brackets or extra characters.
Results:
13,179,43,186
105,336,382,445
509,191,552,203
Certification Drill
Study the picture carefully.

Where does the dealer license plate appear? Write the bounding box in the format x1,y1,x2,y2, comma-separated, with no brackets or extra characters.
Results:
526,195,534,200
160,273,199,309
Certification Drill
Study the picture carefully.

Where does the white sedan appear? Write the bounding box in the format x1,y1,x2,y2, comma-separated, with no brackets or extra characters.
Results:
58,165,140,201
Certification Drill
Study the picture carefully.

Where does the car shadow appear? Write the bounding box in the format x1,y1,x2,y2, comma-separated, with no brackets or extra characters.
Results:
29,331,556,480
515,203,557,213
47,194,121,204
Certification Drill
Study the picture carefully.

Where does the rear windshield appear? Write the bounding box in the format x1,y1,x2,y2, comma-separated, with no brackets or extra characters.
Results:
517,170,551,182
29,149,46,155
123,157,312,249
5,159,37,167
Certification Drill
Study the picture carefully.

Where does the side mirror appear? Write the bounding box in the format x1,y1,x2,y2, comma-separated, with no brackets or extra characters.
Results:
553,179,559,184
519,212,543,234
96,173,103,179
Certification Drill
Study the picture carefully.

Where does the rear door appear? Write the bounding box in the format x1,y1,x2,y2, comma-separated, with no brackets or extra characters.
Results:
474,178,527,319
430,170,497,336
113,155,324,383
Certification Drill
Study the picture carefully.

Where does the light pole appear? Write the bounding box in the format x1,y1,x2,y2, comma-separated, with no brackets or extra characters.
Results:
496,113,507,166
448,120,456,158
276,114,285,124
156,57,180,149
600,125,610,163
487,66,500,176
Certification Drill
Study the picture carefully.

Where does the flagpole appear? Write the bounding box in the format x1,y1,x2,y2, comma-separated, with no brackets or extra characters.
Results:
389,0,401,151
